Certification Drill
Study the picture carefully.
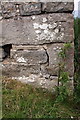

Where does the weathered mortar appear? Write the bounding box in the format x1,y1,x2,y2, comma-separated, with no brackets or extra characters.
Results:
0,1,74,91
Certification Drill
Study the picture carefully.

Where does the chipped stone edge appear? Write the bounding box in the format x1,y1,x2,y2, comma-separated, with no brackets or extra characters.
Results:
0,0,74,3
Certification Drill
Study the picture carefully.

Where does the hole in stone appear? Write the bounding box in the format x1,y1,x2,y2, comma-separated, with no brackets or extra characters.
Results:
2,44,12,59
17,49,24,51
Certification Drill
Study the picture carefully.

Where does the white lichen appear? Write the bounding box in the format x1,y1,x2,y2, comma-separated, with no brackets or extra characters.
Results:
52,23,57,29
54,58,57,61
35,30,41,34
44,29,48,34
43,18,47,22
39,24,48,30
0,16,2,20
33,23,39,29
32,16,35,20
17,57,26,63
48,24,53,29
55,29,59,33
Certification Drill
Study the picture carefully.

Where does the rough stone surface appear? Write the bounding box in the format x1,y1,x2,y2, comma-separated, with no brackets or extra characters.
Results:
1,13,74,45
0,47,3,61
0,47,8,61
2,43,74,77
2,60,41,77
11,45,48,65
42,2,74,13
41,43,74,76
1,0,74,2
47,43,74,76
0,2,2,16
0,2,73,18
19,3,41,16
1,2,16,18
12,74,58,91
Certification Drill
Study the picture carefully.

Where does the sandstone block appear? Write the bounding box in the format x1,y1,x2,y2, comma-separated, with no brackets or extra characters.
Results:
1,13,74,45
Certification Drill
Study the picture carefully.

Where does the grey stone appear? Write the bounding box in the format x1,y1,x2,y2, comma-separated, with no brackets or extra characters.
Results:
2,60,41,77
12,73,58,91
63,43,74,76
45,43,74,76
0,47,3,61
11,45,48,65
1,0,74,2
1,13,74,45
0,47,7,61
19,3,41,16
1,2,16,18
42,2,74,13
47,43,63,75
0,2,2,16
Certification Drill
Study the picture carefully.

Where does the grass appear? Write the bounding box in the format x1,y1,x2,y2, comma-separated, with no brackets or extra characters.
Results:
2,77,80,118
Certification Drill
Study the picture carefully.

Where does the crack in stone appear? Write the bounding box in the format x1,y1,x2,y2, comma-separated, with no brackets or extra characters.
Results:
43,46,49,66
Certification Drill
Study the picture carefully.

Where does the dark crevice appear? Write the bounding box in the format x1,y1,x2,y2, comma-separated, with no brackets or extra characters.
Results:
11,41,73,47
43,47,49,66
2,44,12,60
41,11,73,14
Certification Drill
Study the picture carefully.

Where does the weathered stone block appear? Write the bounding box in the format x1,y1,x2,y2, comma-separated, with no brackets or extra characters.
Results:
2,60,41,77
11,45,48,65
42,43,74,76
1,13,74,45
0,2,2,16
19,2,41,16
42,2,74,13
1,0,74,2
0,47,3,61
0,47,7,61
1,2,16,18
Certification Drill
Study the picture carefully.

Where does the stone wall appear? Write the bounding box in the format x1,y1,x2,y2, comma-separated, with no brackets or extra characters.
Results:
0,1,74,91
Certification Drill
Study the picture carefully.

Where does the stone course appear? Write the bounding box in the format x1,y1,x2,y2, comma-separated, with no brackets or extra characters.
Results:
1,13,73,45
42,2,73,13
0,1,74,90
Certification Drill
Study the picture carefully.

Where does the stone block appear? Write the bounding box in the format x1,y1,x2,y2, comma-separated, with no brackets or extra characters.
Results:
1,2,16,18
1,13,74,45
0,2,2,16
11,45,48,65
19,2,41,16
12,74,58,91
42,43,74,76
1,0,74,2
2,60,41,77
42,2,74,13
0,47,7,61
